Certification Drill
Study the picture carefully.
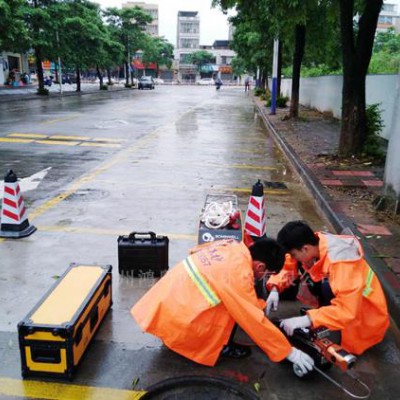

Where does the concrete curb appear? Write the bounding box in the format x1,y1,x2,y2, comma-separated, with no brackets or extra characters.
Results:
255,101,400,329
0,87,133,104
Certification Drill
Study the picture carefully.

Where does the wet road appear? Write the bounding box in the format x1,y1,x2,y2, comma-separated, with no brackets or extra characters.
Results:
0,86,399,399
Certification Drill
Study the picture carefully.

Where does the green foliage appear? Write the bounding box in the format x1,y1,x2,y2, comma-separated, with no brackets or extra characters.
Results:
363,103,385,160
253,87,264,97
141,36,174,69
266,95,289,108
301,64,342,77
189,51,215,66
125,83,132,88
100,84,108,90
369,28,400,74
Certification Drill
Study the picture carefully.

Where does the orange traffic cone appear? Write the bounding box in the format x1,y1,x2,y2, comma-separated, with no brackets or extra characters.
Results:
0,170,36,238
244,180,266,240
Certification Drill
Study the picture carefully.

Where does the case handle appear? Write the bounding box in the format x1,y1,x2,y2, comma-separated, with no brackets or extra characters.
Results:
128,231,157,242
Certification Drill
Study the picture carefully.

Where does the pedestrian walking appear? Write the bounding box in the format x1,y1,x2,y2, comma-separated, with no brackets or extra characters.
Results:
244,76,251,93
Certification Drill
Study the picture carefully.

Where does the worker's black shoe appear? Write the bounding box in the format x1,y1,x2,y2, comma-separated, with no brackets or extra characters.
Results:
221,343,252,359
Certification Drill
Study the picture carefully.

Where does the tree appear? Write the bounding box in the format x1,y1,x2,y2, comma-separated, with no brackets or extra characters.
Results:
189,50,215,68
141,36,174,77
104,6,152,86
338,0,383,156
0,0,28,51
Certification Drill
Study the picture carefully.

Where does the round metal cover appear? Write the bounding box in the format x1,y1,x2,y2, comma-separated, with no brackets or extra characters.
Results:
140,376,259,400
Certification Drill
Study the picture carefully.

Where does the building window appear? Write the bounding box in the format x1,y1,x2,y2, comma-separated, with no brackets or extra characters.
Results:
382,4,395,12
180,22,199,34
180,39,199,49
378,16,394,24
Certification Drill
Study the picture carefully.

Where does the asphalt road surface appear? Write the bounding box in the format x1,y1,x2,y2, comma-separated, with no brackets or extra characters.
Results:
0,86,399,399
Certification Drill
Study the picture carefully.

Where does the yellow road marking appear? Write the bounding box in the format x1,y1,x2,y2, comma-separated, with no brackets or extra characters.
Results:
28,129,165,222
38,225,197,240
80,142,121,148
9,133,48,139
52,135,90,141
41,116,78,125
129,159,277,171
89,137,127,143
36,140,80,146
0,138,33,144
0,377,145,400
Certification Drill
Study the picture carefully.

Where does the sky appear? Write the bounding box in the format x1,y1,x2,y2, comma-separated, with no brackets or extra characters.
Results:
93,0,233,46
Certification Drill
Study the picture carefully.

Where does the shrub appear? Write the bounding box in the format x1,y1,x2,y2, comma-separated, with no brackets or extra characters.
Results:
253,87,264,97
125,83,132,88
266,95,288,108
100,84,108,90
363,103,385,161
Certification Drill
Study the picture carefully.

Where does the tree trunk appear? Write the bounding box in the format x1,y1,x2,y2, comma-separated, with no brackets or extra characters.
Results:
34,47,45,92
96,65,103,89
290,25,306,118
75,65,81,92
339,0,383,156
107,68,112,85
125,61,129,85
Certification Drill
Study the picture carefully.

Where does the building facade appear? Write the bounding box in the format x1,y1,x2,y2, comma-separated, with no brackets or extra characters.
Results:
175,11,200,82
122,2,159,36
377,2,400,33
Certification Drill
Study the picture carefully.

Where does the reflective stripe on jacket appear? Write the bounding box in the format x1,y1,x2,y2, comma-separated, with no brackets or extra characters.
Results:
131,240,292,366
267,232,389,355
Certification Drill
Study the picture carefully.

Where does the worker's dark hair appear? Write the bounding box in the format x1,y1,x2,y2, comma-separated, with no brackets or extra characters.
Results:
277,220,319,252
249,237,285,273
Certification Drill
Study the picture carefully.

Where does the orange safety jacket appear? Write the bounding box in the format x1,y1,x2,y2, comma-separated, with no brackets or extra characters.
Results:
267,232,389,355
131,239,292,366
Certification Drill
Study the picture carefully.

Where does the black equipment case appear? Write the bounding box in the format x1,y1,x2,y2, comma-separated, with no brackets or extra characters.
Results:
18,263,112,379
118,231,169,277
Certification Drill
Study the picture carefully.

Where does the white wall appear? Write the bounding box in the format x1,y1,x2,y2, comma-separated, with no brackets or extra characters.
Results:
280,74,399,140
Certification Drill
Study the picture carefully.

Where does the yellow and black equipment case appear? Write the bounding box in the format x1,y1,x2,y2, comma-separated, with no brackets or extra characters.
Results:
18,263,112,379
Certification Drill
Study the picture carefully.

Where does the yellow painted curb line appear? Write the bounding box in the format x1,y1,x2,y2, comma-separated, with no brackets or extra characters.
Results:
0,377,145,400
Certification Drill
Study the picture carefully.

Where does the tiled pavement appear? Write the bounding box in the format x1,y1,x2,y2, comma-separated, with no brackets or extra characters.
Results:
254,98,400,328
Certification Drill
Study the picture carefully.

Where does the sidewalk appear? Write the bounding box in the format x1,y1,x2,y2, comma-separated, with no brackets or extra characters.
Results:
0,82,130,103
254,97,400,328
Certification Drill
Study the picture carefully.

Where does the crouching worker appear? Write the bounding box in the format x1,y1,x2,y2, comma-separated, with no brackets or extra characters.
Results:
131,238,314,374
266,221,389,355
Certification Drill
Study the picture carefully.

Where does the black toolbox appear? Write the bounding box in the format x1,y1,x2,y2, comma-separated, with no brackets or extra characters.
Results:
18,263,112,379
118,231,169,277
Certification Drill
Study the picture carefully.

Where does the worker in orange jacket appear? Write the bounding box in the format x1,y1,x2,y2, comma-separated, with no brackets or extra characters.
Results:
266,221,389,355
131,238,314,374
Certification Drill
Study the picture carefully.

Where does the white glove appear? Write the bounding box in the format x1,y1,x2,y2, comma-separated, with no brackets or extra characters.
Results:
280,315,311,336
266,288,279,315
286,347,314,375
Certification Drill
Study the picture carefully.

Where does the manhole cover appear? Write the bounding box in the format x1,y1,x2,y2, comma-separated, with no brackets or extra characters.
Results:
141,376,259,400
67,189,109,202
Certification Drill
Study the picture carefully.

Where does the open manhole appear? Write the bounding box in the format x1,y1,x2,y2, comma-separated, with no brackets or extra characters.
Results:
140,376,259,400
67,189,109,202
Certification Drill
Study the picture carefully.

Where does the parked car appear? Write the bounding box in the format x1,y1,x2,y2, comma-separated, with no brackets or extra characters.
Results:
197,78,215,85
138,76,155,90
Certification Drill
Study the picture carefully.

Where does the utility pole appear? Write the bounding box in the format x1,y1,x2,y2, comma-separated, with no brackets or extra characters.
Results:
270,38,279,115
56,30,63,95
